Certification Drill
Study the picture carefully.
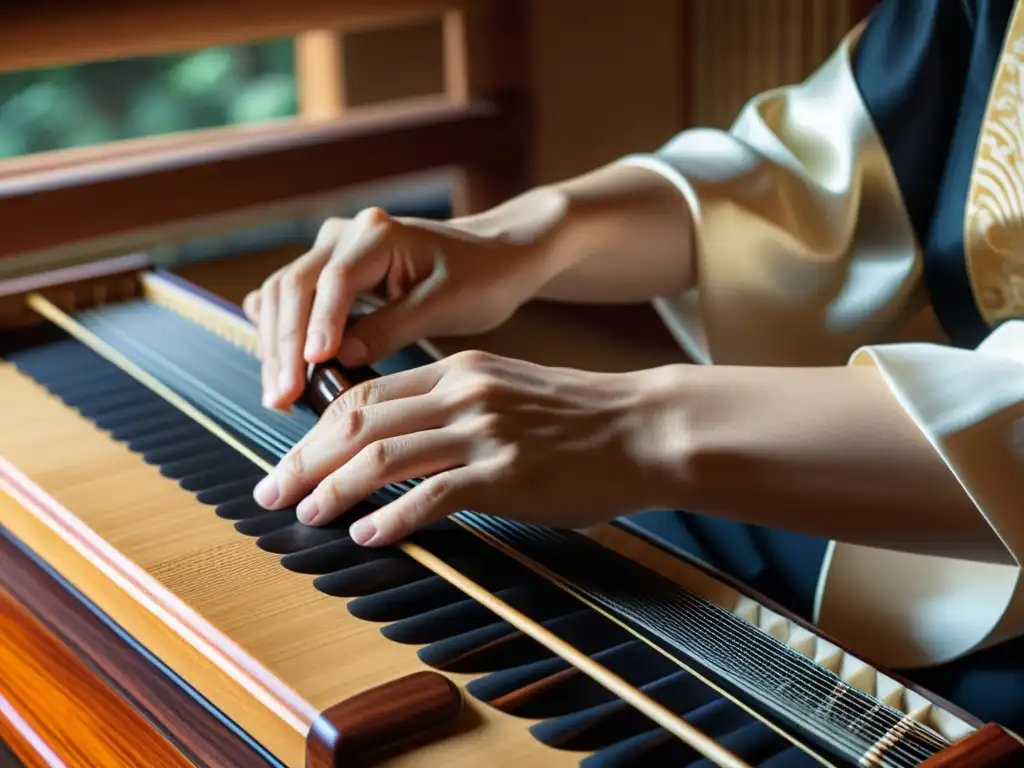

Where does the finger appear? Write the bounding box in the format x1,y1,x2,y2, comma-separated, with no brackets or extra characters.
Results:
256,385,450,510
243,290,261,324
273,255,329,407
338,271,449,367
259,278,281,407
297,429,470,527
307,208,393,365
347,466,486,547
278,361,448,466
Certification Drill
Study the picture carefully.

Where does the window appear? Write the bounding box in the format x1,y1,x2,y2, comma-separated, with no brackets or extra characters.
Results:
0,40,295,159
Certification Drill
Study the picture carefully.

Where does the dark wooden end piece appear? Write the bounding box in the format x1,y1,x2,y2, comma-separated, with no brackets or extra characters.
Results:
921,723,1024,768
302,360,378,416
305,671,463,767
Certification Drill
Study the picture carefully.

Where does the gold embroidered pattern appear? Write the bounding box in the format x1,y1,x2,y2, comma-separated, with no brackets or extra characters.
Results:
966,1,1024,326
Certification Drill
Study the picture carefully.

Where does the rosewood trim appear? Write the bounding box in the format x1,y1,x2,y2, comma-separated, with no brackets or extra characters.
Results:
920,723,1024,768
0,456,318,734
306,671,463,767
0,580,192,767
0,528,281,768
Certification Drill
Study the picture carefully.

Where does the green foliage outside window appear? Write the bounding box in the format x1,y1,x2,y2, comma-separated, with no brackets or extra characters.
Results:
0,40,297,159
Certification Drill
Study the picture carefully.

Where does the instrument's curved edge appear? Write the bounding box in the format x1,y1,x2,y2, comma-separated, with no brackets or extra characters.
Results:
0,362,584,768
0,455,315,768
0,526,282,768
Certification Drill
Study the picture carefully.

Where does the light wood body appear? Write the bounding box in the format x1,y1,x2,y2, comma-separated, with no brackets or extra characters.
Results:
2,258,1008,767
0,261,687,767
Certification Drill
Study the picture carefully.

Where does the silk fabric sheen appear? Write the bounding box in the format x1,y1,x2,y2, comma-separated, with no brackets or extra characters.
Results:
619,13,1024,668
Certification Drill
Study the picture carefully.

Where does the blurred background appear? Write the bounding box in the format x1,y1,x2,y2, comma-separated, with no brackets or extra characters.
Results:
0,0,874,296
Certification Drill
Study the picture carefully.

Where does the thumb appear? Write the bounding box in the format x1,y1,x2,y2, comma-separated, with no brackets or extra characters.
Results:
337,274,450,365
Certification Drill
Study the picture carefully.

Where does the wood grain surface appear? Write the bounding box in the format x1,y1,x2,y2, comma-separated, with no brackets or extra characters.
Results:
0,528,279,768
0,581,191,767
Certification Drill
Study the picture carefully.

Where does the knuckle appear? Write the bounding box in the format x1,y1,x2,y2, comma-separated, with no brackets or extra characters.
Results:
318,262,351,292
452,349,492,370
329,408,364,441
363,439,391,472
421,476,454,510
319,217,344,239
281,268,310,294
280,447,307,484
457,378,502,409
357,206,389,229
277,326,304,345
261,277,280,299
315,477,342,513
342,382,375,409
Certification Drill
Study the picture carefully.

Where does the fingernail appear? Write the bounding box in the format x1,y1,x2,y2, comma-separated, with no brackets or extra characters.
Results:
278,368,295,396
350,515,377,546
339,337,368,367
297,496,319,525
253,476,280,508
305,331,327,360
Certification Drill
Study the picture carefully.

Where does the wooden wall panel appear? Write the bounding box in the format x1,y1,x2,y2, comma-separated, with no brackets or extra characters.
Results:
688,0,857,129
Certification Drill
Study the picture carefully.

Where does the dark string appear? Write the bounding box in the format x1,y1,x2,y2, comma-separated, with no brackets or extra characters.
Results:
74,300,956,768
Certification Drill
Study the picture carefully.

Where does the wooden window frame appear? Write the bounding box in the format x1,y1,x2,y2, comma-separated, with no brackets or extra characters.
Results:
0,0,532,263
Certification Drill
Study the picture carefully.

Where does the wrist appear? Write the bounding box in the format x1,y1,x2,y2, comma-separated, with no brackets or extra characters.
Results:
454,185,574,299
614,364,702,512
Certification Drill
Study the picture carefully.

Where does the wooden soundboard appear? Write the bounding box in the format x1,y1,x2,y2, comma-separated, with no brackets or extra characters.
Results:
1,254,1021,767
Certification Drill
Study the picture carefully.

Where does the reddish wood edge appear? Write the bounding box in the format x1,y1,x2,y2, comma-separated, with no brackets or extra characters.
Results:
1,97,527,260
0,579,190,767
921,723,1024,767
0,688,58,768
0,457,318,735
0,0,484,72
0,527,281,767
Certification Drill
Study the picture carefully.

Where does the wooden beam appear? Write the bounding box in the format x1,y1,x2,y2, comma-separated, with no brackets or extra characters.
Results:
0,96,527,260
296,30,348,121
447,0,531,215
0,0,480,73
442,10,471,104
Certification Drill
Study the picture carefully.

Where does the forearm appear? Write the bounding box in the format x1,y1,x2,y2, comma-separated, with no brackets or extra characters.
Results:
455,162,695,304
643,364,1009,564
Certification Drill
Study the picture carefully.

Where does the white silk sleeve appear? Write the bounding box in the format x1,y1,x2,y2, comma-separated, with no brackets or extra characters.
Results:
615,26,1024,668
814,322,1024,668
617,26,944,367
